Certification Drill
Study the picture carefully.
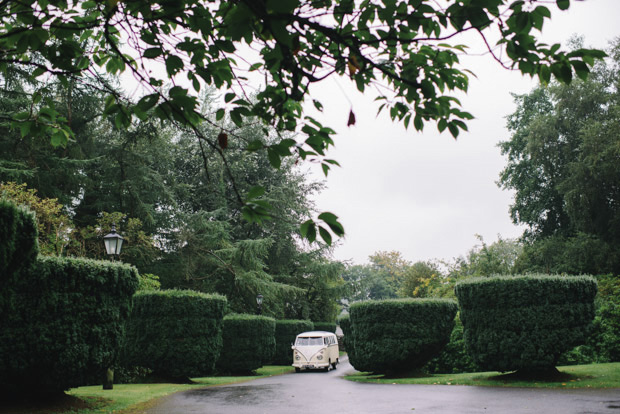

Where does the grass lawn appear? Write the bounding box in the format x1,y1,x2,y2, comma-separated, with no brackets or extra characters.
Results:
0,366,293,414
345,362,620,389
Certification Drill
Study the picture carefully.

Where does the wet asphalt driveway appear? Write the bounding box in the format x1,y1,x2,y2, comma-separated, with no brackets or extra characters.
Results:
145,357,620,414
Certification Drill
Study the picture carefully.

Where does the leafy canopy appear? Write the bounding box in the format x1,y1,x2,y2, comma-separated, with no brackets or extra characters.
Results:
0,0,606,244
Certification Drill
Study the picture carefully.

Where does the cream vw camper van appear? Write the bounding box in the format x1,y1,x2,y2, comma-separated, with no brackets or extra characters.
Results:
292,331,339,372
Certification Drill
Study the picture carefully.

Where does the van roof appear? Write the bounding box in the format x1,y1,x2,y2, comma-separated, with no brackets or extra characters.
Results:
296,331,335,337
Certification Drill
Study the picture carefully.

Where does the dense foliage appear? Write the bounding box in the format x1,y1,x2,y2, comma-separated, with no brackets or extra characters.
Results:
0,198,38,275
273,319,314,365
0,0,605,244
349,298,457,374
216,314,276,374
0,256,139,396
455,275,597,373
499,39,620,276
0,70,345,318
122,290,227,380
313,322,337,333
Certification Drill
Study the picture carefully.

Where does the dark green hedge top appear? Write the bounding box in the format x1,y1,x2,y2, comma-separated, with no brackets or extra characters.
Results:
132,289,227,317
350,298,458,315
313,321,337,333
455,275,598,309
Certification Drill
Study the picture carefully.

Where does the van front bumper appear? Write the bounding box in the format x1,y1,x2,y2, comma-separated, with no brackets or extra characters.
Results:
292,362,329,370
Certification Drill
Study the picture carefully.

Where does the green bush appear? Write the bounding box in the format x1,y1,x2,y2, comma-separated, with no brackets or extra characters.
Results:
0,199,38,277
560,274,620,365
349,298,457,374
216,314,276,374
455,275,598,373
122,290,226,380
0,256,139,396
339,314,362,367
272,319,314,365
313,321,337,333
425,314,478,374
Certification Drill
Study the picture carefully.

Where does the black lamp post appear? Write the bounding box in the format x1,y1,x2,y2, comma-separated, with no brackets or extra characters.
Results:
102,223,123,390
103,223,124,260
256,294,263,315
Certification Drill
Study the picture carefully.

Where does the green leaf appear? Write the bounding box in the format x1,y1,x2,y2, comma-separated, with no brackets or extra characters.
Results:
246,140,264,151
165,55,184,76
266,0,299,13
247,186,265,200
143,47,163,59
556,0,570,11
318,226,332,245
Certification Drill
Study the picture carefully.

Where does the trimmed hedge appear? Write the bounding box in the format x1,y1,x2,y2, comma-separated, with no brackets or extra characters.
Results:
272,319,314,365
0,256,139,396
216,314,276,374
313,321,337,333
424,314,477,374
455,275,598,373
0,199,38,277
338,314,360,365
349,298,457,374
122,290,227,380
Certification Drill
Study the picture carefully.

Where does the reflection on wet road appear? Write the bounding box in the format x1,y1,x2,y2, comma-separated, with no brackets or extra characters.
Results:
146,357,620,414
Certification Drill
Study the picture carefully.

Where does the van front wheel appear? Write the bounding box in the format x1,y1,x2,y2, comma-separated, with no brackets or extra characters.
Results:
295,367,301,373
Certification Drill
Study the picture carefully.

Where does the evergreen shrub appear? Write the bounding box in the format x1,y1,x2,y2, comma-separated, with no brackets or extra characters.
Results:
349,298,457,374
425,314,477,374
0,199,38,276
122,290,227,380
313,321,337,333
0,256,139,396
216,314,276,374
338,314,360,364
455,275,598,373
273,319,314,365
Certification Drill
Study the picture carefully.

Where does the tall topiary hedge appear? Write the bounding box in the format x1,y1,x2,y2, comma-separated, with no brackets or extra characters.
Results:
122,290,227,380
455,275,598,373
313,321,337,333
273,319,314,365
349,298,457,374
0,199,38,277
216,314,276,374
0,256,139,396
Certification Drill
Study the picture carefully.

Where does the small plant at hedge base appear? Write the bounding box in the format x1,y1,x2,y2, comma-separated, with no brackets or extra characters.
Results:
349,298,458,375
455,275,597,377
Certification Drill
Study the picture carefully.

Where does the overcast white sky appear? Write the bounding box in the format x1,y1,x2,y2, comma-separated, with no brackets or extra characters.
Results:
305,0,620,265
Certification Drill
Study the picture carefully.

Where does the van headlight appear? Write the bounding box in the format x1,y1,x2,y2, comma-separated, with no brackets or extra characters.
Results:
316,355,323,360
295,354,301,360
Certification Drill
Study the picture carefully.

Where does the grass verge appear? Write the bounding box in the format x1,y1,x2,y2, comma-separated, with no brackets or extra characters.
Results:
0,366,293,414
345,362,620,389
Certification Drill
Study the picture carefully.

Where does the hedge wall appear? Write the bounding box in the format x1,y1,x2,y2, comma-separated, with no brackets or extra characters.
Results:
272,319,314,365
349,298,457,374
455,275,598,373
338,314,360,365
0,199,38,277
313,321,337,333
122,290,227,380
0,256,139,396
216,314,276,374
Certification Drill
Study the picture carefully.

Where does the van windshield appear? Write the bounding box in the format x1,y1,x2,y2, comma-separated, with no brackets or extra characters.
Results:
296,337,324,346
